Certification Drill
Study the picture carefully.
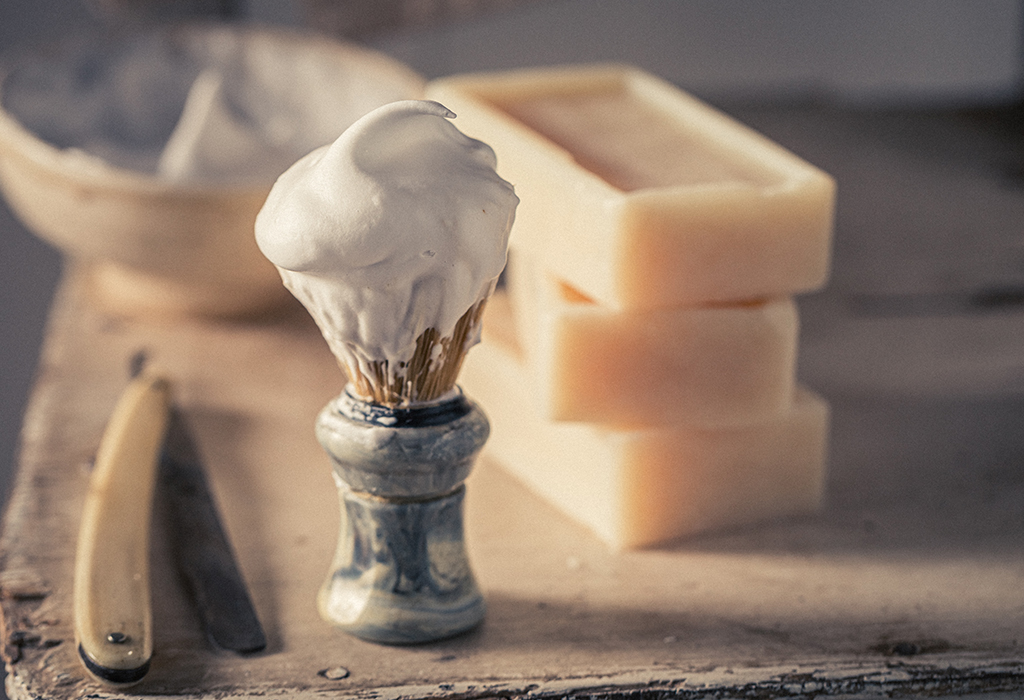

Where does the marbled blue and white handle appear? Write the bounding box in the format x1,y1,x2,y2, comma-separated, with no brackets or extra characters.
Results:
314,388,487,644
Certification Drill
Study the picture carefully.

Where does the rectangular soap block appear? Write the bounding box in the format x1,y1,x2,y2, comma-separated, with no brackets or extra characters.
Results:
460,295,829,550
427,65,835,309
507,253,799,426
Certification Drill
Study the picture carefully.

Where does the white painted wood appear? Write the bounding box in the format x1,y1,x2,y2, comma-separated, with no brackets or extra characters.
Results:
1,263,1022,698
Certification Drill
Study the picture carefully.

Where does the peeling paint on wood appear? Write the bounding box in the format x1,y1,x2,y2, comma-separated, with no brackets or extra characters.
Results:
2,262,1022,699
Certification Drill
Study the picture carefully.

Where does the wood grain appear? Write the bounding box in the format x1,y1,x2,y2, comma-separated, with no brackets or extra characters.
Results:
1,267,1023,699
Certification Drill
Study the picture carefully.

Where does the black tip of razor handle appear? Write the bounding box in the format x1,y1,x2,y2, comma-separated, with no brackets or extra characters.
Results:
78,644,150,685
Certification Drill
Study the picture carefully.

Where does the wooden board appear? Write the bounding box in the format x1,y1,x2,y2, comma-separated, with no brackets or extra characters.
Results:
1,263,1023,699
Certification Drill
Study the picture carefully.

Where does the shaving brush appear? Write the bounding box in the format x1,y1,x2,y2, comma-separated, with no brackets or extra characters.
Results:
256,100,517,643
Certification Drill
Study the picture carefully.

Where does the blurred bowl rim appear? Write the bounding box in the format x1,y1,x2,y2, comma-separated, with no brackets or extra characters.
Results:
0,22,425,199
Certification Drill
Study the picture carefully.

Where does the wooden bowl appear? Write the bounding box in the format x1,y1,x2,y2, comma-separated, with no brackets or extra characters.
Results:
0,24,423,318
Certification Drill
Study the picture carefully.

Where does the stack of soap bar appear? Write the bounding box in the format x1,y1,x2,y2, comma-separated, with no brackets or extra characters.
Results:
460,296,829,550
427,65,834,549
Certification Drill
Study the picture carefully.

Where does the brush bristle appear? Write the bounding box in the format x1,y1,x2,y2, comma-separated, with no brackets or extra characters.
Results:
341,299,488,406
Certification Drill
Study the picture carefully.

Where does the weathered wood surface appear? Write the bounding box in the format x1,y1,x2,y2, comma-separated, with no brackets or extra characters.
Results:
4,103,1024,698
1,260,1023,700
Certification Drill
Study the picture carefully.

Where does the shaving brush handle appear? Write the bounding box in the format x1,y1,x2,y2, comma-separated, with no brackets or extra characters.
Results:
314,387,487,644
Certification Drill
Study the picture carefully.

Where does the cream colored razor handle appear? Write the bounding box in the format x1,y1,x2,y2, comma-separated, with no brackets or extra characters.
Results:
74,373,170,685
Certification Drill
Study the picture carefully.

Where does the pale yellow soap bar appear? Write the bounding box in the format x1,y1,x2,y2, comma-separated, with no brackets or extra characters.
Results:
461,296,829,550
427,65,835,309
507,253,798,426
